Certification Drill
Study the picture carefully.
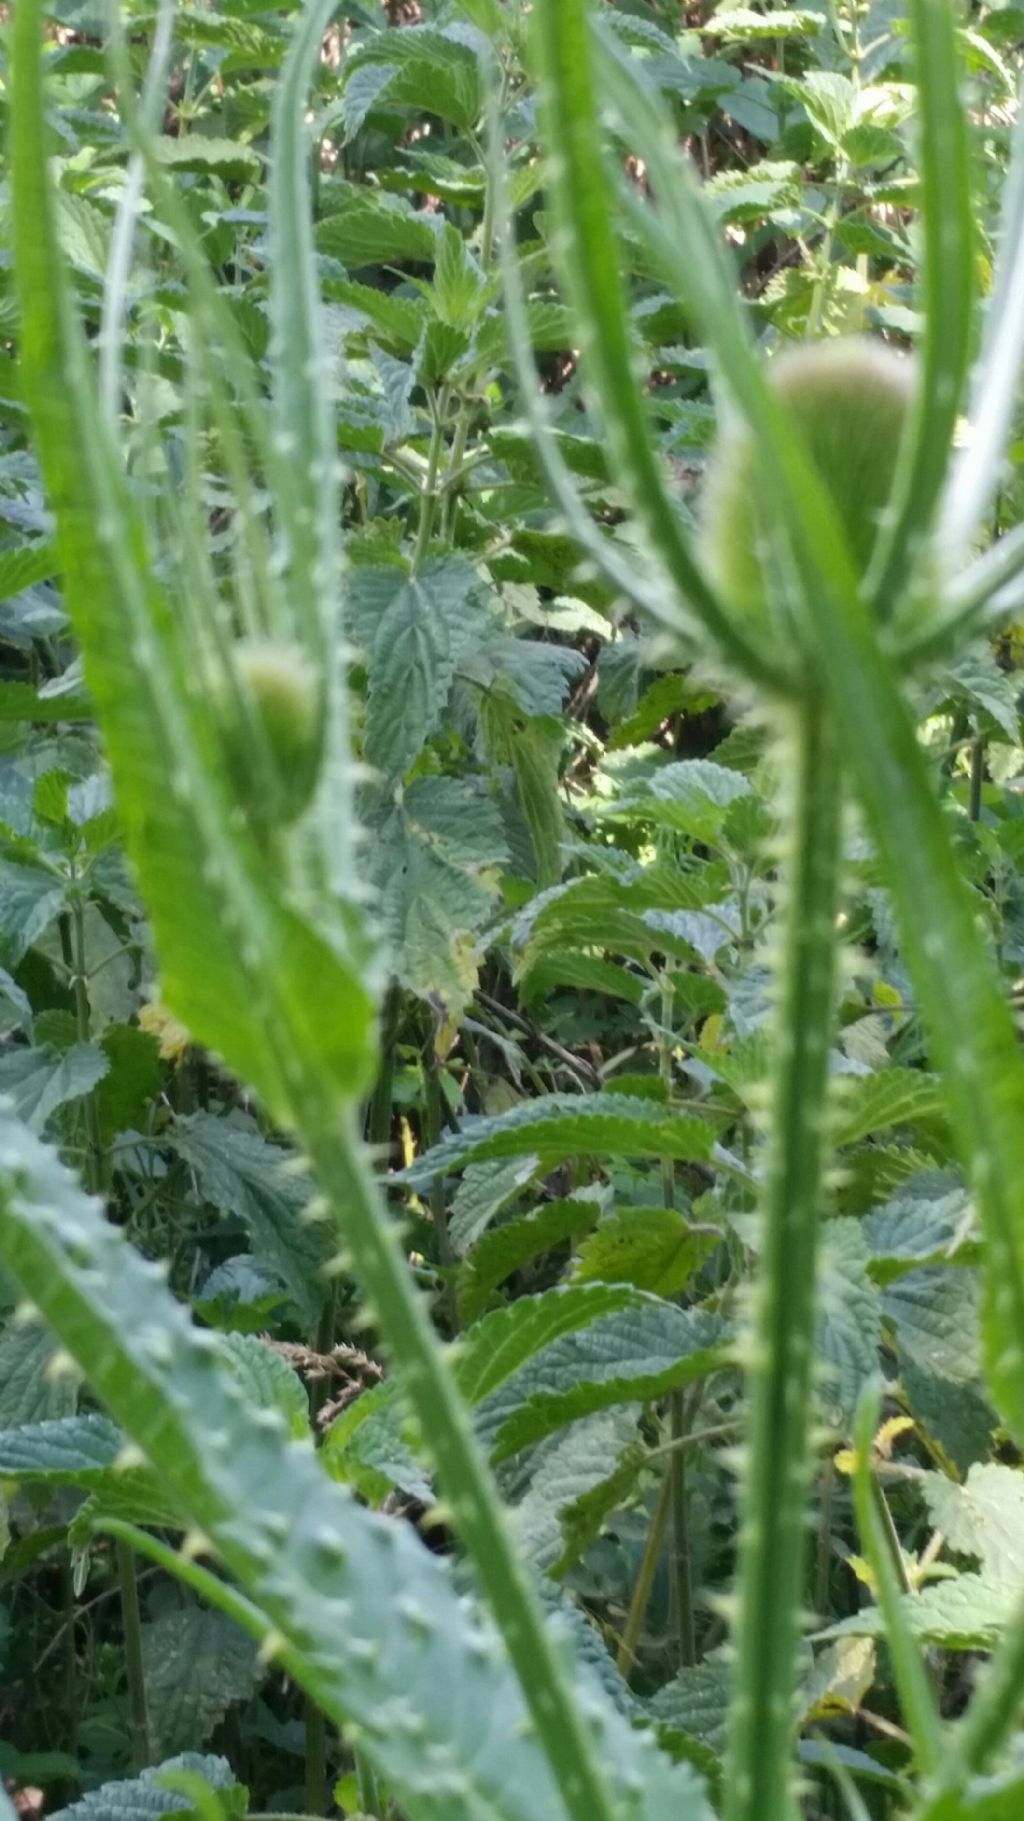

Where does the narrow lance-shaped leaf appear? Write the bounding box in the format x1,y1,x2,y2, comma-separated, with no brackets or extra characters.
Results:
0,1110,711,1821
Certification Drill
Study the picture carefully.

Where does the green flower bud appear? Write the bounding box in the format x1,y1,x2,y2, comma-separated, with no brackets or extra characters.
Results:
222,638,323,830
699,336,915,627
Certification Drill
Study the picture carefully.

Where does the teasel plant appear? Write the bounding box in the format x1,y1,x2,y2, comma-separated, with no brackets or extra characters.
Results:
505,1,1024,1818
3,1,1024,1820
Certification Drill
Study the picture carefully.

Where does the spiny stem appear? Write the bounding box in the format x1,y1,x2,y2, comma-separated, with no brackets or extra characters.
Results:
294,1089,624,1821
723,698,842,1821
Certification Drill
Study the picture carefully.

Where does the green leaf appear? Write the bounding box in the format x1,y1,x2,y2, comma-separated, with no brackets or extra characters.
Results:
0,1040,108,1133
340,27,484,134
49,1757,246,1821
96,1025,163,1142
882,1267,994,1471
172,1113,329,1329
0,681,91,722
816,1219,882,1427
921,1465,1024,1587
513,1407,639,1572
0,541,59,599
864,1172,975,1283
449,1157,541,1255
824,1574,1018,1650
456,1282,640,1405
572,1208,721,1297
220,1334,311,1441
943,644,1021,742
475,1295,729,1461
0,861,67,967
518,867,730,970
400,1093,715,1181
0,1318,76,1426
0,1111,709,1821
832,1069,947,1149
153,136,262,182
458,1198,602,1321
0,1412,121,1482
710,8,822,40
519,950,644,1009
141,1609,260,1761
316,187,439,268
601,760,753,845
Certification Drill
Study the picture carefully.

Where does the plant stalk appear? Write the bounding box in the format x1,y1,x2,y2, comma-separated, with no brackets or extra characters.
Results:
723,698,842,1821
616,1458,674,1679
117,1536,151,1770
295,1093,624,1821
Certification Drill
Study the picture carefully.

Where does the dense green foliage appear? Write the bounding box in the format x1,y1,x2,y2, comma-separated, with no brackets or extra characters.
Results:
1,4,1024,1821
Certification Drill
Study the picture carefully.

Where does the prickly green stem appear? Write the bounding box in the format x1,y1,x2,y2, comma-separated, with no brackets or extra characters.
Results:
723,700,842,1821
289,1098,627,1821
530,0,789,694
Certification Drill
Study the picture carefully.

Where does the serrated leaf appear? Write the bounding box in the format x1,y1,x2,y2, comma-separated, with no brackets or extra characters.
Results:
153,137,262,182
0,541,59,599
709,7,822,38
0,1319,76,1426
882,1267,993,1471
458,1199,601,1322
0,1040,108,1133
921,1464,1024,1586
518,867,731,970
513,1408,639,1572
475,1296,730,1461
172,1113,329,1329
399,1092,715,1182
341,27,484,135
649,1662,731,1756
572,1208,721,1297
519,950,645,1009
822,1573,1017,1649
0,1410,121,1481
0,861,67,967
863,1171,975,1282
832,1068,947,1149
456,1282,640,1405
705,160,802,224
816,1219,882,1427
943,643,1021,742
449,1157,540,1256
220,1334,311,1440
601,760,753,844
49,1756,246,1821
142,1609,260,1760
316,188,439,269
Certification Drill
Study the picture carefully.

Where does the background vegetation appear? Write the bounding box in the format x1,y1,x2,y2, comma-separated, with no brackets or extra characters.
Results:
1,2,1023,1819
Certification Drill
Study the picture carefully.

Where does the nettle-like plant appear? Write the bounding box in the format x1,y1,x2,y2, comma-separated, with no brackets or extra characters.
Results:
4,2,1024,1820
